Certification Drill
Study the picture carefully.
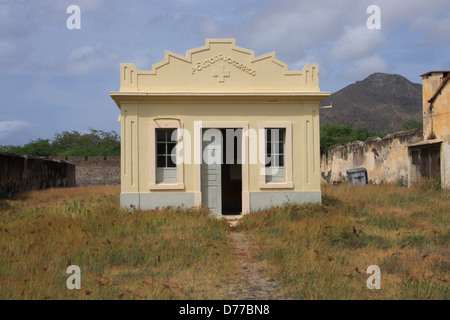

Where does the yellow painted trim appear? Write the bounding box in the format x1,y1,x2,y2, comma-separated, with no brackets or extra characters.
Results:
120,107,139,193
117,39,322,94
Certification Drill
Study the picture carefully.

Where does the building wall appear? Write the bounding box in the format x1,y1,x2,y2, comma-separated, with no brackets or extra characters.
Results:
118,39,321,94
322,72,449,190
119,101,322,211
0,152,76,198
112,39,329,211
421,72,449,140
443,141,450,189
321,129,423,186
53,156,121,186
420,72,450,189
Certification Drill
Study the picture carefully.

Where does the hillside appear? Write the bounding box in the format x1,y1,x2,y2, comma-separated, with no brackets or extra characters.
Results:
320,73,422,132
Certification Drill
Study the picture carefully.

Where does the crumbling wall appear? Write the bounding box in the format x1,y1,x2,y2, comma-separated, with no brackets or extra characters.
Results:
443,139,450,189
321,129,423,186
53,156,120,186
0,152,76,198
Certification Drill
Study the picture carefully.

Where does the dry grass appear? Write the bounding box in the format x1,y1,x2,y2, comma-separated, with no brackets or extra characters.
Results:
237,181,449,300
0,186,234,299
1,182,448,300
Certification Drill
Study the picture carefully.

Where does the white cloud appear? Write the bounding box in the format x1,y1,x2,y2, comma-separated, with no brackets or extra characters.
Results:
293,57,319,70
330,26,385,61
0,121,30,143
43,0,105,12
169,0,203,5
65,46,118,75
72,0,104,11
130,55,151,70
240,0,362,51
411,15,450,43
197,19,219,38
1,0,450,144
0,41,15,60
377,0,449,27
346,54,389,79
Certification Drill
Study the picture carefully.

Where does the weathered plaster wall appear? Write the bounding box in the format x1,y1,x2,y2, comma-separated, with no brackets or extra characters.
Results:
443,140,450,189
54,156,121,186
0,152,76,198
422,72,449,140
420,72,450,189
321,129,423,186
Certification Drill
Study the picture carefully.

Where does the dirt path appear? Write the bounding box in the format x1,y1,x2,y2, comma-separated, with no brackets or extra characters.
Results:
221,229,289,300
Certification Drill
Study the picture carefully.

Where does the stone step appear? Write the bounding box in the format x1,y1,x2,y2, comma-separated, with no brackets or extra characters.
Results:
221,215,243,227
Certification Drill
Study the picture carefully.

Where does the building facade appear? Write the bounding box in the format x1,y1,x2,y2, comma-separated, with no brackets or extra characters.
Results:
110,39,330,215
408,71,450,189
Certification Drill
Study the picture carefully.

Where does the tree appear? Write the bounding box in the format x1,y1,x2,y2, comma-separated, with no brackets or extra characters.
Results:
0,145,22,154
401,120,423,131
320,124,385,154
53,129,120,156
0,129,120,157
0,139,53,156
51,130,82,154
21,139,53,156
320,124,354,153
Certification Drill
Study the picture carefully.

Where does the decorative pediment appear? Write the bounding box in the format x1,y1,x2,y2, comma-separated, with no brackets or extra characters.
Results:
119,39,320,93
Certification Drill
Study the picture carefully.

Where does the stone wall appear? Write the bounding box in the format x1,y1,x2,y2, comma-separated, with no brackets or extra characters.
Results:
53,156,120,186
320,129,423,186
0,152,76,198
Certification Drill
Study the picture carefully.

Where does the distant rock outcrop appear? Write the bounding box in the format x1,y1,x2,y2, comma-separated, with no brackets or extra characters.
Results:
320,73,422,132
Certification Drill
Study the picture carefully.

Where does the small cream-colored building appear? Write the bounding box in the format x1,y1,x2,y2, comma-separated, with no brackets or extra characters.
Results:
110,39,330,215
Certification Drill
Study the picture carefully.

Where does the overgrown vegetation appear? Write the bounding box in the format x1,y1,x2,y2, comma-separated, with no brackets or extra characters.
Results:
238,181,449,300
0,186,234,299
320,120,423,154
3,121,423,157
401,119,423,131
320,124,387,154
1,183,448,300
0,129,120,157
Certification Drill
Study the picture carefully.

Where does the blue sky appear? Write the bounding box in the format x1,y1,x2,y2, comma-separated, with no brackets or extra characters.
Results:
1,0,449,145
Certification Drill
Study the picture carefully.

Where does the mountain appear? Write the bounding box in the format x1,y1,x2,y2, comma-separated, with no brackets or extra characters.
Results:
319,73,422,132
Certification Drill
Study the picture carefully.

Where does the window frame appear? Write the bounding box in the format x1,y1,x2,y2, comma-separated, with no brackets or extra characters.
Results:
150,121,184,190
259,122,293,189
155,128,177,184
264,127,286,183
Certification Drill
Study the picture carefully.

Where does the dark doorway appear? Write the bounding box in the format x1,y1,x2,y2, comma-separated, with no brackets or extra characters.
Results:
430,146,441,179
410,143,441,179
220,129,242,215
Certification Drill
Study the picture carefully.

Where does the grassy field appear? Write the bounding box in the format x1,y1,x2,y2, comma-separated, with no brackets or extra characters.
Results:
0,182,448,300
238,181,450,299
0,186,234,299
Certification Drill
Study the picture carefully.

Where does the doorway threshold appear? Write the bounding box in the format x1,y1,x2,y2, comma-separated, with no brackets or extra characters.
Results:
220,215,243,227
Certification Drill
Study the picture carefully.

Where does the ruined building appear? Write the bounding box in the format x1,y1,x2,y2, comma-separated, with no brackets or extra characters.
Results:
321,71,449,189
408,71,450,189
